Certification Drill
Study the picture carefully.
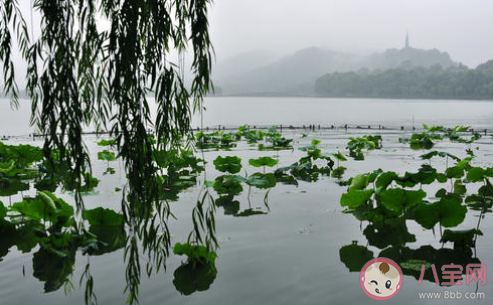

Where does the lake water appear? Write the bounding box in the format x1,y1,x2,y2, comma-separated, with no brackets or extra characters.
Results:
2,97,493,135
0,97,492,305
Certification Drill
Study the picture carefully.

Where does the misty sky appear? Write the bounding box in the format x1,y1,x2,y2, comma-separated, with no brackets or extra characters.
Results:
7,0,493,85
208,0,493,67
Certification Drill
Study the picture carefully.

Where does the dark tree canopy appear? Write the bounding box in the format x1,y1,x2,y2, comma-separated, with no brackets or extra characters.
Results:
315,62,493,99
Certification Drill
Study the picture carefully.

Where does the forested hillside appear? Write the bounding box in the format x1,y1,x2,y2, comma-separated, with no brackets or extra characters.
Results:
315,61,493,99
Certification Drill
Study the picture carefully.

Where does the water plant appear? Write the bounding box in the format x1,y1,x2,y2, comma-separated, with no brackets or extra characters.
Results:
346,135,382,160
338,140,491,285
249,156,278,173
173,242,217,295
0,123,491,302
400,124,482,150
213,156,242,174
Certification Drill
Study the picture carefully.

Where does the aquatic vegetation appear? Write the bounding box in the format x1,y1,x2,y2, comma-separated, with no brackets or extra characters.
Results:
260,126,293,150
275,139,334,182
401,124,482,150
213,156,242,174
0,189,127,295
249,156,278,173
249,156,278,168
173,242,217,295
97,150,116,162
444,125,482,144
331,166,347,180
97,139,117,147
1,123,492,302
213,175,244,195
196,131,237,149
236,125,266,143
332,151,348,163
245,173,277,189
339,136,491,285
420,150,460,161
346,135,382,160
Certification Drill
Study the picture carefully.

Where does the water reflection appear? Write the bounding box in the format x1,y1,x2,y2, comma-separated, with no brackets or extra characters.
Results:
339,165,489,286
2,126,491,304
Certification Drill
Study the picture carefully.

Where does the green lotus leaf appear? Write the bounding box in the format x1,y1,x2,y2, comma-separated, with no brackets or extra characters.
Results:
213,175,245,195
420,151,460,161
413,202,438,229
12,192,73,225
413,195,467,229
97,150,116,162
245,173,277,189
380,188,426,213
213,156,242,174
248,156,278,168
348,174,369,191
97,139,117,147
423,124,444,132
88,225,126,256
375,171,398,189
174,242,216,265
341,189,374,208
83,207,124,226
466,167,485,182
453,180,467,196
332,151,347,162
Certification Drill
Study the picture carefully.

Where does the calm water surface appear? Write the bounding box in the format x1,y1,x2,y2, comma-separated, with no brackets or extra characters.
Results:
2,97,493,135
0,97,492,304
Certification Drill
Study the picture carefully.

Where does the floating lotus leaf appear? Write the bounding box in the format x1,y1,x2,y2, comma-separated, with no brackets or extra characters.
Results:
97,150,116,162
245,173,276,189
248,156,278,168
413,195,467,229
213,156,242,174
83,207,124,226
97,139,117,147
213,175,245,195
340,189,374,208
379,188,426,214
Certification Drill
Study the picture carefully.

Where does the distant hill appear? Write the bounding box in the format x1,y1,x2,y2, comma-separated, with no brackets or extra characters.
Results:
214,47,362,96
315,60,493,100
366,46,456,70
212,50,280,80
213,45,460,96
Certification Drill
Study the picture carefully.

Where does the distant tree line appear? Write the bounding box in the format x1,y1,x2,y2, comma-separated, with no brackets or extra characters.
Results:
315,61,493,100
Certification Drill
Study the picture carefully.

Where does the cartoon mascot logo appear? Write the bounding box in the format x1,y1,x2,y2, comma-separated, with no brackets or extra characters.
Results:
360,258,403,300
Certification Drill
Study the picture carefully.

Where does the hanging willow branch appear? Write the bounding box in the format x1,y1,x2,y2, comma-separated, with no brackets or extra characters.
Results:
2,1,213,209
1,1,214,303
0,0,30,108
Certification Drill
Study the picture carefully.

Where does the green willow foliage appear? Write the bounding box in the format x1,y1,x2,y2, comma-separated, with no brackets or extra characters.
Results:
1,1,213,207
1,1,213,303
